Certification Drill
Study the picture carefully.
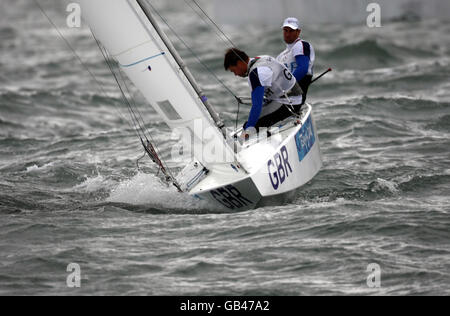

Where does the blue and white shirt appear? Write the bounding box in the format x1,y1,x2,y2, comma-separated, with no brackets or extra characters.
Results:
243,56,300,129
277,38,315,79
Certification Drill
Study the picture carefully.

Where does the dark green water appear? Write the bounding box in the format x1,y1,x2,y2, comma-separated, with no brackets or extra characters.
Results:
0,0,449,295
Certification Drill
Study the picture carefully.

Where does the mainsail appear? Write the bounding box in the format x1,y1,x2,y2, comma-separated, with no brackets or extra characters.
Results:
79,0,235,166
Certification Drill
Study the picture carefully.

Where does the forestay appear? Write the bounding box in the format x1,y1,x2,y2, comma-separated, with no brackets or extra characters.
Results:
79,0,235,166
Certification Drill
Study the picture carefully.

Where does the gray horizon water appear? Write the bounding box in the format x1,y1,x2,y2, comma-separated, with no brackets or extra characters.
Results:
0,0,449,295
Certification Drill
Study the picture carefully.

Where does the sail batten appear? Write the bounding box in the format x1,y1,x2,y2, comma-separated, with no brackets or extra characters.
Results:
119,52,165,67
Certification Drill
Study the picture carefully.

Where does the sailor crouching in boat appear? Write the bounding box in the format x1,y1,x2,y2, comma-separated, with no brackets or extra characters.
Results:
276,17,315,105
224,48,303,139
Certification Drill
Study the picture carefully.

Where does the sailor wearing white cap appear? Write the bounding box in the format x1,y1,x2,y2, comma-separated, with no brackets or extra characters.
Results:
277,17,315,104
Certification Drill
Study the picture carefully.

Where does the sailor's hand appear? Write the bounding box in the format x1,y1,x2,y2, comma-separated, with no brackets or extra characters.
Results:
240,127,256,141
240,131,250,141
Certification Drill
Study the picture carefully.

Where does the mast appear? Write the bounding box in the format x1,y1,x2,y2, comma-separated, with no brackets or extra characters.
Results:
80,0,242,168
136,0,227,135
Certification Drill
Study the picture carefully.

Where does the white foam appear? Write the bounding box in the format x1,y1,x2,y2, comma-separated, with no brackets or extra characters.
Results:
74,174,110,193
107,172,215,211
370,178,400,194
26,164,39,172
25,162,54,172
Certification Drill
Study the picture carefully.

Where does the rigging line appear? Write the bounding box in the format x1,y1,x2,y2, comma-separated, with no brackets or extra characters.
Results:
235,98,241,130
115,65,175,180
190,0,237,48
96,38,178,184
32,0,139,138
92,27,178,184
93,32,146,138
107,48,147,132
143,0,239,101
32,1,102,92
101,48,178,187
182,0,226,44
93,40,145,142
136,151,147,170
141,2,243,167
94,37,146,141
99,51,149,148
34,0,177,185
116,66,152,139
183,0,254,127
189,0,249,66
182,0,247,105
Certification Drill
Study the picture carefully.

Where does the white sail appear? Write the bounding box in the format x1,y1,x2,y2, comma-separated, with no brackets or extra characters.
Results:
79,0,235,166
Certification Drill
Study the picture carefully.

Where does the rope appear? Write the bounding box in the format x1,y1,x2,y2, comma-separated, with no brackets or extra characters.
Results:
182,0,228,45
33,0,181,189
94,36,179,187
235,100,241,130
144,0,241,102
181,0,255,128
31,0,135,133
190,0,238,48
94,36,147,141
187,0,249,66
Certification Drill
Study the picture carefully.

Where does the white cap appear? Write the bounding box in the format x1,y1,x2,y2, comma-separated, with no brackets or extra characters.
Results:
282,17,300,30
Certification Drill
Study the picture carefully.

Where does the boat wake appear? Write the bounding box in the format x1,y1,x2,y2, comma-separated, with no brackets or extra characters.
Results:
106,172,218,214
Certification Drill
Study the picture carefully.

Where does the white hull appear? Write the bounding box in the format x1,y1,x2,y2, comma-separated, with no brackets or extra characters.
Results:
79,1,322,211
187,104,322,211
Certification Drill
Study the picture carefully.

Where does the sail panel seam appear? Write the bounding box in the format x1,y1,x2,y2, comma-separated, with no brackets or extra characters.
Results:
119,52,166,67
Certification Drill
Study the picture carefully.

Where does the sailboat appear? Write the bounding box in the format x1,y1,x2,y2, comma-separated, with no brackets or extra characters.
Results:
80,0,322,211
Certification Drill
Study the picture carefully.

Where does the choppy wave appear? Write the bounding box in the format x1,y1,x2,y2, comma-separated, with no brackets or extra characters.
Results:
0,0,449,296
323,39,400,70
106,172,219,213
